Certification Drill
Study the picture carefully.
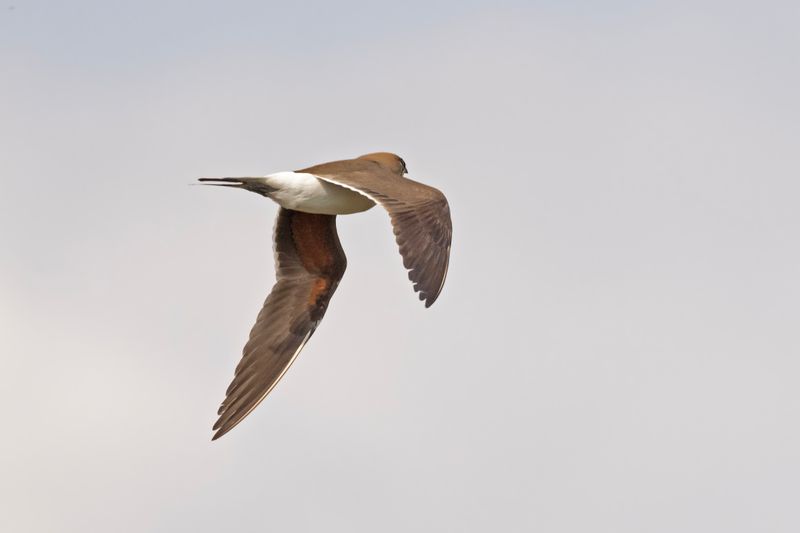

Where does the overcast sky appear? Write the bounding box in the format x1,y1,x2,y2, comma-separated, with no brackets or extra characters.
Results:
2,1,800,532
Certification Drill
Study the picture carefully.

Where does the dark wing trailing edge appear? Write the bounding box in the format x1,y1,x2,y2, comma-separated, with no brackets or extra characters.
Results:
305,164,451,307
212,208,346,440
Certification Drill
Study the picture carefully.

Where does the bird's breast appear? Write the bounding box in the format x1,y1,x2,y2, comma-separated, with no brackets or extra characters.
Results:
262,172,375,215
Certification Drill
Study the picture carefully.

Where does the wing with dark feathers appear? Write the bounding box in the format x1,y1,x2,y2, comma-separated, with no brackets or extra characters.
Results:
212,208,346,440
302,161,451,307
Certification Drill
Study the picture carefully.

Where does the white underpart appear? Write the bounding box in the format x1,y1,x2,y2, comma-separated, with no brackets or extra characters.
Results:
261,172,375,215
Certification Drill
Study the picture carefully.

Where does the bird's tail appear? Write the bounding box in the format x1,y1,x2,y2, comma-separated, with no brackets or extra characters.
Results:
197,177,275,196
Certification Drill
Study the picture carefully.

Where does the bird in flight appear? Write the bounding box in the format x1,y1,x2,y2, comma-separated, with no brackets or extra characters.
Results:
199,152,452,440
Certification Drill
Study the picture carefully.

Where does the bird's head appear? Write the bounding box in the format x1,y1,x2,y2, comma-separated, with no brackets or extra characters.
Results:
357,152,408,176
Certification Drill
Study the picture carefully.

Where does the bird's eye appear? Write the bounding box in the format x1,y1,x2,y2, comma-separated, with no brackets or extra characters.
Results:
399,158,408,174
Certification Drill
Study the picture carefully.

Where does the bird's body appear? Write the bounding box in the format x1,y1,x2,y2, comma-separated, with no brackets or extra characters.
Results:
259,171,376,214
200,152,451,440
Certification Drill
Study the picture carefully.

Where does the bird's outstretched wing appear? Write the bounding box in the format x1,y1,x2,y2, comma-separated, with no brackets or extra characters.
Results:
212,208,346,440
302,163,451,307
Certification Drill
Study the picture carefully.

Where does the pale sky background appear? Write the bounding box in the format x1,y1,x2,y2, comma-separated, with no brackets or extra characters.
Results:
2,1,800,531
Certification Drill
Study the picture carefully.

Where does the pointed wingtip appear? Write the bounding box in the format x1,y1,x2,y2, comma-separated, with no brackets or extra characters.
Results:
211,424,229,441
420,288,441,308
